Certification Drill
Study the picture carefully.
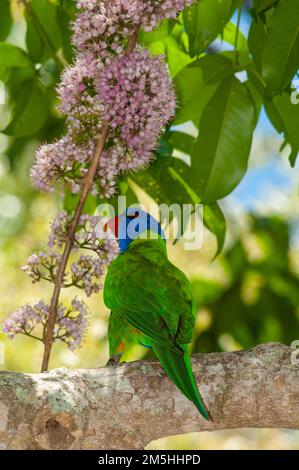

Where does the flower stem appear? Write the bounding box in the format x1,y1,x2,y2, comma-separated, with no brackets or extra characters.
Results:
127,26,140,53
40,28,139,373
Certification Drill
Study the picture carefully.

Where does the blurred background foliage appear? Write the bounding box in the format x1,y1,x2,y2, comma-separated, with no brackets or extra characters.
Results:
0,0,299,450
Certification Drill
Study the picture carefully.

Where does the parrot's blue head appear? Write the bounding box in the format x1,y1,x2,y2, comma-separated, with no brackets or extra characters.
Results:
105,208,166,253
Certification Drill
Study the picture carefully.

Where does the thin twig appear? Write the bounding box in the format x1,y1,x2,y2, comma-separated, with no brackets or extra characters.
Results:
21,327,44,342
40,29,140,373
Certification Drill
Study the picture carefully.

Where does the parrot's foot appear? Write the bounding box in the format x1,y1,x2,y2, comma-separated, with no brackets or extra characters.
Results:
106,353,122,367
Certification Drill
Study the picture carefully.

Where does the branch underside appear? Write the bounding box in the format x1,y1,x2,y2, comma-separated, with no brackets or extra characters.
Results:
0,343,298,450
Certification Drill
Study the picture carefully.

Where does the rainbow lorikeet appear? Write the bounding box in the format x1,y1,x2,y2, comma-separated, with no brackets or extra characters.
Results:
103,208,210,420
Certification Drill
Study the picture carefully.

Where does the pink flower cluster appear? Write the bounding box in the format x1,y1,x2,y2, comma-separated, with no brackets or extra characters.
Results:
3,299,89,351
31,133,95,194
31,0,181,195
21,212,119,297
97,49,175,170
31,52,115,196
74,0,193,54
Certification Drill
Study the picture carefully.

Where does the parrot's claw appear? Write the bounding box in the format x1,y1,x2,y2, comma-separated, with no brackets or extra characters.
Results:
106,353,122,367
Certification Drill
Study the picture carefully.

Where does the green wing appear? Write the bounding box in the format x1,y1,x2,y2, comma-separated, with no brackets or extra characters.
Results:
104,240,195,350
108,310,150,356
108,311,134,356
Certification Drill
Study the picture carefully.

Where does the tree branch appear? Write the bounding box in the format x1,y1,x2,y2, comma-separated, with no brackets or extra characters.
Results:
1,343,298,450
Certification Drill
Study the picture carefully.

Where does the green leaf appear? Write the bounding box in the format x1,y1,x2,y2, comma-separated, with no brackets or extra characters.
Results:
203,202,226,257
139,20,174,44
143,40,165,57
168,164,201,204
64,192,98,215
262,0,299,93
0,66,11,84
164,36,193,77
25,12,44,62
221,50,251,67
29,0,62,52
131,157,200,245
253,0,278,14
248,17,266,71
156,22,194,76
184,0,234,57
39,59,60,87
230,0,242,14
0,43,33,68
119,181,139,208
174,55,234,124
264,92,299,166
132,135,201,206
136,158,225,249
4,80,49,137
131,154,228,248
0,0,12,41
174,67,217,125
221,21,248,54
6,66,36,98
131,158,191,207
59,0,78,16
57,9,74,63
246,63,267,96
168,132,195,154
196,54,236,84
190,76,256,203
244,80,262,126
165,45,192,78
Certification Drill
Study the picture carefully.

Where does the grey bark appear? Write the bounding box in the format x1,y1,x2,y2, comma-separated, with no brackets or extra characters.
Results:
0,342,298,450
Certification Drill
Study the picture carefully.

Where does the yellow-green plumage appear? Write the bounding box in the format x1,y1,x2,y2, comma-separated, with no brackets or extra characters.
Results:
104,236,210,420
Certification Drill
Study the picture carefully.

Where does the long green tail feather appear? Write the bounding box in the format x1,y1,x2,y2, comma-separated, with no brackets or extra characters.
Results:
152,343,210,421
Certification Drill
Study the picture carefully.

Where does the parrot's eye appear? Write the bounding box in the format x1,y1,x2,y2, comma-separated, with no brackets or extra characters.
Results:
127,211,139,219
